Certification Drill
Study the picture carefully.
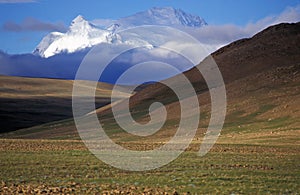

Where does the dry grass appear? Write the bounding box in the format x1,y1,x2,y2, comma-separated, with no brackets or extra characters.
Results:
0,139,299,194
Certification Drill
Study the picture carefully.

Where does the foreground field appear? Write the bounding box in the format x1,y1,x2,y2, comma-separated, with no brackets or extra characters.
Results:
0,139,299,194
1,23,299,194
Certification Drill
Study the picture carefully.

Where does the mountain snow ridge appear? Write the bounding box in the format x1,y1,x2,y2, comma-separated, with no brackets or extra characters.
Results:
34,15,119,58
116,7,207,28
34,7,207,58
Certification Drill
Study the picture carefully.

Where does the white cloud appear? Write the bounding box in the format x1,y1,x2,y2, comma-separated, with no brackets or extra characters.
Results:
182,4,300,46
244,5,300,35
274,5,300,23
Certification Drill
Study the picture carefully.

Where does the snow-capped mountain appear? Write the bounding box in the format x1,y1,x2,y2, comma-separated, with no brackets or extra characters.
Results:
116,7,207,28
33,15,121,58
34,7,207,58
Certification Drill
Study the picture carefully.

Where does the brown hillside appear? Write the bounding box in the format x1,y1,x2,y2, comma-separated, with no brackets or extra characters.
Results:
97,22,300,143
123,23,300,109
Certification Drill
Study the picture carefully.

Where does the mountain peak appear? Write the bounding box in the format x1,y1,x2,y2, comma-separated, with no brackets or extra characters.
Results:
69,15,94,34
34,14,117,58
118,7,207,28
70,15,92,29
71,15,86,24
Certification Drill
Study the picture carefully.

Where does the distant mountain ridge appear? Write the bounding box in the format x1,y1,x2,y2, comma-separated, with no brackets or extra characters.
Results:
116,7,207,28
33,7,207,58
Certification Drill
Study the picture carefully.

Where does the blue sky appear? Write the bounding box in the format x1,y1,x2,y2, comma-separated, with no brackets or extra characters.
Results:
0,0,299,54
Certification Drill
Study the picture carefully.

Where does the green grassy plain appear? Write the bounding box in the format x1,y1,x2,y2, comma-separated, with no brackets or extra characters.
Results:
0,139,299,194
